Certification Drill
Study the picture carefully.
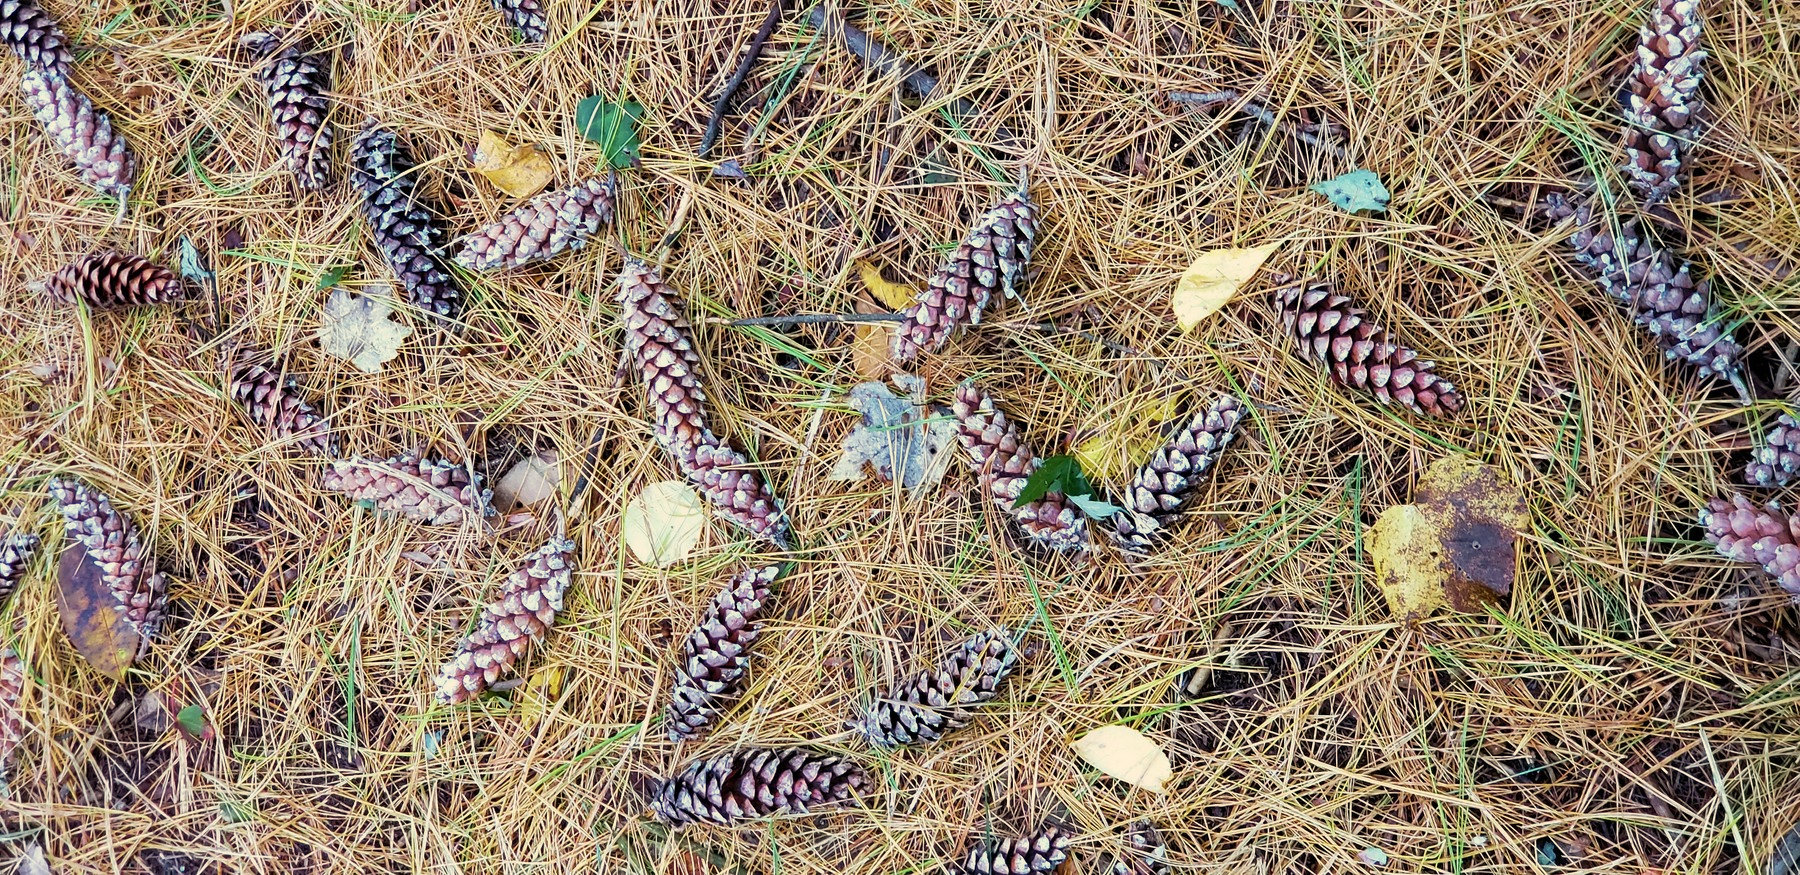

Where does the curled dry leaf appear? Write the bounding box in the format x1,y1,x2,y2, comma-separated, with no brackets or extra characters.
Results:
855,260,918,311
1070,724,1173,793
470,130,554,198
829,375,957,497
492,450,561,511
317,285,411,373
621,481,707,567
1367,456,1527,623
55,544,140,680
1171,243,1279,332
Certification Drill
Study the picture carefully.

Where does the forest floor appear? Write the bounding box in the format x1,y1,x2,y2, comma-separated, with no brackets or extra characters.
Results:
2,0,1800,873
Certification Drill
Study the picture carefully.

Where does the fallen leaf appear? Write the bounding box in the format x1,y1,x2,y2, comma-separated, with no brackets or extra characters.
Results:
1067,492,1122,519
317,264,349,290
18,844,50,875
1367,456,1526,623
1072,394,1183,481
829,375,957,496
492,451,561,511
855,260,918,311
1171,243,1279,332
515,663,567,726
175,703,207,738
177,236,213,287
421,729,444,760
574,95,644,169
1070,724,1172,793
712,159,748,181
621,481,707,567
316,285,411,373
470,130,554,198
1358,847,1389,867
1771,818,1800,875
55,542,140,680
1014,454,1114,520
850,323,897,379
1311,168,1390,213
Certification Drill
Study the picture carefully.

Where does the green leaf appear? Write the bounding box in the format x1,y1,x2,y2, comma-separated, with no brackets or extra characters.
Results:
1013,455,1077,508
1310,168,1390,213
1066,492,1121,519
575,95,644,169
316,264,349,290
176,703,206,737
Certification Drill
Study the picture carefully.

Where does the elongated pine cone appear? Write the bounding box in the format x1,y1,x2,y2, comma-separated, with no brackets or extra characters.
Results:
489,0,547,42
1112,394,1245,554
0,529,41,605
1747,413,1800,488
665,564,779,741
893,183,1038,361
320,453,494,526
1112,821,1171,875
223,344,335,457
1621,0,1705,203
651,747,868,826
18,69,133,200
1701,494,1800,600
1273,281,1464,416
350,123,462,319
454,177,615,271
47,478,165,643
0,644,23,784
952,384,1089,554
242,31,334,191
688,443,790,548
953,826,1072,875
860,630,1018,748
1543,193,1741,382
39,251,181,308
434,537,575,704
2,0,72,78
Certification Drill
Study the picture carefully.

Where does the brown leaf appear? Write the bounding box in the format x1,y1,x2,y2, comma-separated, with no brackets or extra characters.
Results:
851,323,897,379
55,542,140,680
1367,456,1526,623
471,130,555,198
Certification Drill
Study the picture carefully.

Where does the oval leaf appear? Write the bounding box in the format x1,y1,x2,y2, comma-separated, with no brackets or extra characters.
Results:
574,96,644,169
621,481,707,567
55,542,138,680
1310,168,1390,213
493,451,561,511
1171,243,1279,332
1070,724,1172,793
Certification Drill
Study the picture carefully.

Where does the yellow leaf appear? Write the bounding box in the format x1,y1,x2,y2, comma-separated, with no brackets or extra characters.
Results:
621,481,707,567
1171,243,1280,332
856,260,919,311
56,542,141,680
1367,456,1526,624
514,665,567,724
1070,724,1172,793
1071,394,1184,480
471,130,554,198
851,323,896,379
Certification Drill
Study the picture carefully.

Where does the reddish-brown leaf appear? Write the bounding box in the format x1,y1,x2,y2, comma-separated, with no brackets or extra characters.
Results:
55,542,140,680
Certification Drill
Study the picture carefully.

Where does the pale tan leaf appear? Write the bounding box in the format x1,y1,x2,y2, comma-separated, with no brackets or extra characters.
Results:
1070,724,1172,793
851,323,897,379
471,130,554,198
829,375,957,496
855,260,918,311
316,285,411,373
621,481,707,567
1172,243,1280,332
493,451,561,511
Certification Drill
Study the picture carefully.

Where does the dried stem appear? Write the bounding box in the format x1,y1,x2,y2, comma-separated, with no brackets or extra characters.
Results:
698,0,789,157
809,6,1019,144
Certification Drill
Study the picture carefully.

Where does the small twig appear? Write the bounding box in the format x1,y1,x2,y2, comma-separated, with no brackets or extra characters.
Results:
1167,89,1347,160
699,0,789,158
809,6,1018,144
724,312,906,327
992,320,1141,357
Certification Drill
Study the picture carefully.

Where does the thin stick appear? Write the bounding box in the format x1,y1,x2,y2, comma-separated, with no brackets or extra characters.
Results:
724,312,906,327
698,0,789,158
992,320,1142,357
1168,90,1347,159
808,6,1018,144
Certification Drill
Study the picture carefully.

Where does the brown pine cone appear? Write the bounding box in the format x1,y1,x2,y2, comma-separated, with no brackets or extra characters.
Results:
1543,193,1742,383
664,564,779,741
18,69,133,201
489,0,547,42
1272,281,1464,416
454,177,616,272
0,529,40,606
650,747,868,826
951,384,1089,555
1747,413,1800,488
1112,822,1171,875
1700,494,1800,601
688,442,790,549
1621,0,1705,203
893,183,1038,361
952,826,1072,875
242,31,335,191
46,477,165,644
435,537,576,704
39,251,182,308
1,0,72,78
222,343,335,457
319,452,494,527
350,123,462,320
859,630,1018,748
1112,394,1245,555
0,643,23,784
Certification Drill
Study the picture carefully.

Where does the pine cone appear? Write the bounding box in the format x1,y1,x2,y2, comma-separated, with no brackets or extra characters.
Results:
688,442,791,549
1112,394,1245,555
951,384,1089,555
1700,494,1800,601
319,452,494,527
489,0,547,43
435,537,576,704
860,630,1018,748
893,183,1038,361
1272,281,1464,416
1621,0,1705,203
18,69,133,200
1,0,72,78
651,747,868,826
0,529,40,606
1543,193,1742,383
664,564,779,741
46,477,165,644
242,31,335,191
1112,822,1170,875
349,123,462,319
453,177,615,272
222,343,335,457
952,826,1072,875
0,644,23,784
1747,413,1800,488
39,251,182,308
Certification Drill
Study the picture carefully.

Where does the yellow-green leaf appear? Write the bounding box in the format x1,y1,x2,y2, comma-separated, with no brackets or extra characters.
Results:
1072,395,1184,480
1367,456,1526,624
471,130,554,198
1070,724,1172,793
1171,243,1280,332
856,260,918,311
621,481,707,567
